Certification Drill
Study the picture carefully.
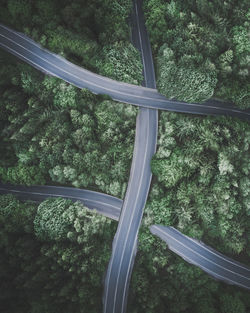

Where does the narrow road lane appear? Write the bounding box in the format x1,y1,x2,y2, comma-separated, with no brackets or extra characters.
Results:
150,225,250,290
0,184,122,221
103,1,158,312
1,2,250,309
0,24,249,120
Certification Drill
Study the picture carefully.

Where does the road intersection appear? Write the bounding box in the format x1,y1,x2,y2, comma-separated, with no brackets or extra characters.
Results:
0,0,250,312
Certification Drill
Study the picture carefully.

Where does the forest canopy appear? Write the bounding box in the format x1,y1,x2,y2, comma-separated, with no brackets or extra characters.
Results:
143,0,250,108
0,0,143,84
0,50,137,198
0,0,250,312
124,110,250,312
0,194,116,313
1,190,250,313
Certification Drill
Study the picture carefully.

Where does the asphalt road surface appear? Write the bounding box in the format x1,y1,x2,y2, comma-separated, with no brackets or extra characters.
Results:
103,1,158,312
0,24,249,120
150,225,250,290
0,183,122,221
1,2,250,311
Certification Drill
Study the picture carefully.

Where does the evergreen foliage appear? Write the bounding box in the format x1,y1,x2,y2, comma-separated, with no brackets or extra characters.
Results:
97,42,143,85
0,0,250,312
0,0,143,84
0,194,116,313
0,52,136,197
149,112,250,255
126,111,250,312
157,44,217,102
2,190,249,313
144,0,250,108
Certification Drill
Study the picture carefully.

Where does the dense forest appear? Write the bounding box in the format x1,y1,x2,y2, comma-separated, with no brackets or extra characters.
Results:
0,49,137,198
0,0,143,84
1,172,250,313
143,0,250,108
128,111,250,312
0,0,250,312
0,194,116,313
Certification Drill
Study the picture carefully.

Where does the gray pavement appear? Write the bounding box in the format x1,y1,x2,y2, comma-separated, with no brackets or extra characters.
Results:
1,2,250,312
0,24,249,120
150,225,250,290
0,183,122,221
102,108,158,313
103,1,158,312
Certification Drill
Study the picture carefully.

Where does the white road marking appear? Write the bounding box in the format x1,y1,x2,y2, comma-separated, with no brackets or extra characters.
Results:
167,245,250,290
0,24,158,92
103,109,141,312
135,1,148,85
169,227,250,272
107,2,160,308
0,39,163,105
121,110,157,312
0,188,121,211
119,4,159,309
153,226,250,282
2,184,123,202
112,109,150,313
33,185,123,201
0,32,249,116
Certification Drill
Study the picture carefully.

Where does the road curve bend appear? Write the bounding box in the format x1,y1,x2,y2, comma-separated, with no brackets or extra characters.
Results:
0,183,122,221
150,225,250,290
0,24,249,120
103,1,158,312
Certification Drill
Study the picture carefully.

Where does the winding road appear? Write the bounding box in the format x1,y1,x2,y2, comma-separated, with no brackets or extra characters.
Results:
150,225,250,290
0,24,249,120
0,184,122,221
103,0,158,312
0,0,250,312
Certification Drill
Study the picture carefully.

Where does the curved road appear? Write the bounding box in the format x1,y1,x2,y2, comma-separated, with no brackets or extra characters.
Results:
0,183,122,221
150,225,250,290
103,1,158,312
1,2,250,311
0,24,249,120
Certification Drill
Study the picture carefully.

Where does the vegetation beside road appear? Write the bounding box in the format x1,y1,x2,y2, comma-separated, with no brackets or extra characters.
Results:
0,0,250,312
0,194,116,313
128,110,250,312
143,0,250,108
0,0,143,84
0,50,137,198
150,111,250,256
1,184,250,313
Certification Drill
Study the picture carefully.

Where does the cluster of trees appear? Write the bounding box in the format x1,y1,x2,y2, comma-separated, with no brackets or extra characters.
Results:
0,0,143,84
1,1,250,312
126,111,250,312
149,112,250,256
129,229,250,313
1,172,250,313
143,0,249,108
0,194,116,313
0,50,137,197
